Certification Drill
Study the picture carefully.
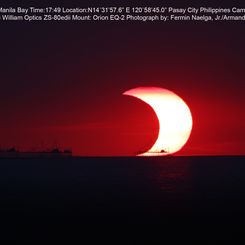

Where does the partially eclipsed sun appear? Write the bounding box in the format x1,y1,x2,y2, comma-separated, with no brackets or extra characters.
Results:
123,87,193,156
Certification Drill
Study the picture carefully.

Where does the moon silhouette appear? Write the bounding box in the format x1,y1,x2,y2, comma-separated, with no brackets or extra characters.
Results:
123,87,193,156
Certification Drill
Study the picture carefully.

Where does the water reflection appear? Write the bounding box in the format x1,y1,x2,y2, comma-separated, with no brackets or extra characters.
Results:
152,157,192,198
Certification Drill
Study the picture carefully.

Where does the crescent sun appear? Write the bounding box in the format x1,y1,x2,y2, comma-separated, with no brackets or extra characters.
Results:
123,87,193,156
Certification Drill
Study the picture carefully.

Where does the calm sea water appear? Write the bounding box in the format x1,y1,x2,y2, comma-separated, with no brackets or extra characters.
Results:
0,156,244,242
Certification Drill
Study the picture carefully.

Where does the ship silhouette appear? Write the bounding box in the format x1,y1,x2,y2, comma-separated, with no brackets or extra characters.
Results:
0,147,72,158
136,148,169,155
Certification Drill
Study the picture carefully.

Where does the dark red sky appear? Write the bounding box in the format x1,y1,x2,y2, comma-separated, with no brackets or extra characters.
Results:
0,2,245,156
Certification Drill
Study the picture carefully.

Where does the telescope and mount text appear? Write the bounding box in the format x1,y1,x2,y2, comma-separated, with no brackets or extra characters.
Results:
1,6,245,23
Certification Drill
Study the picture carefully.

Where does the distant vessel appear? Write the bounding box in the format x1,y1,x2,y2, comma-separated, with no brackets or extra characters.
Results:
136,148,169,156
0,147,72,158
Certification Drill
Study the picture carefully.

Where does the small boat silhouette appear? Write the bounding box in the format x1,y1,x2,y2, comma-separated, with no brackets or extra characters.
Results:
136,148,169,155
147,149,169,154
